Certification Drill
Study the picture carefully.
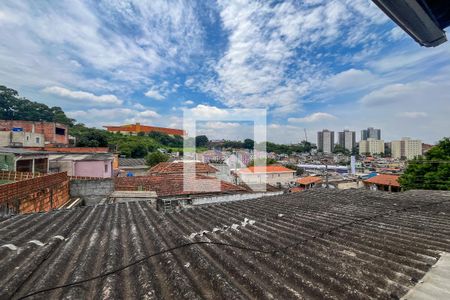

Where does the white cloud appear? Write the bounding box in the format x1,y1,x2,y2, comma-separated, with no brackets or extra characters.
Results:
200,121,241,129
202,0,388,110
183,100,194,105
42,86,122,105
0,1,204,91
288,112,337,123
397,112,428,118
144,88,165,100
67,107,160,128
326,69,378,91
189,105,230,118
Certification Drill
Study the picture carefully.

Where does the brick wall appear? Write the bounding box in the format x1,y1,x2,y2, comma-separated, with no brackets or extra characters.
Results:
0,171,43,181
0,120,68,145
0,172,70,216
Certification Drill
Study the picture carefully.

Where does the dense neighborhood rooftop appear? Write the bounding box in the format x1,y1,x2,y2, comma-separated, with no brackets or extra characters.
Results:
1,189,449,299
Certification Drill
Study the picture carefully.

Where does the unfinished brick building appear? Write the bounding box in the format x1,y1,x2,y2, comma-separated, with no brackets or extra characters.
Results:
0,120,69,146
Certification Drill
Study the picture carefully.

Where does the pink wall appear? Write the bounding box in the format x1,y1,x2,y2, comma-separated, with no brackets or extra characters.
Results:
74,160,113,178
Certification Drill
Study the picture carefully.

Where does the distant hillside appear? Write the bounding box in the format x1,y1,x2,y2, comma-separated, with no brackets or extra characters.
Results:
0,85,74,126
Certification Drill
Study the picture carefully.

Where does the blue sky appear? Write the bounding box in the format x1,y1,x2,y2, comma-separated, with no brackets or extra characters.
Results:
0,0,449,144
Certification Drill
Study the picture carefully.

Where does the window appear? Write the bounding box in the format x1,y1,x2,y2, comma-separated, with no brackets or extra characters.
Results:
55,127,66,135
36,137,40,144
105,164,108,172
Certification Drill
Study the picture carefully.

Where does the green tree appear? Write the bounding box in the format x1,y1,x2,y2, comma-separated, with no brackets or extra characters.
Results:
0,85,74,125
145,151,169,167
243,138,255,149
195,135,209,147
399,138,450,190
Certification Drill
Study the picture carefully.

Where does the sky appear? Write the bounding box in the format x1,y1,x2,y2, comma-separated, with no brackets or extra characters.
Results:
0,0,449,144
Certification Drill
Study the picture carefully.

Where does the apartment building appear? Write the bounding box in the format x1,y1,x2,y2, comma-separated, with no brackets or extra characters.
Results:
338,130,356,151
391,137,422,160
361,127,381,140
317,129,334,153
359,138,385,155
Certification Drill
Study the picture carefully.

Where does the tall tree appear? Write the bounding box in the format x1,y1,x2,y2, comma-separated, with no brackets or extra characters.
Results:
399,138,450,190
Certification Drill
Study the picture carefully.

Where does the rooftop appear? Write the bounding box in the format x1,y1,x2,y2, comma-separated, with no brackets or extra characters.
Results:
104,123,185,136
115,174,247,197
118,158,148,167
296,176,322,185
149,162,218,175
0,147,49,156
238,165,295,174
364,174,401,187
1,189,449,299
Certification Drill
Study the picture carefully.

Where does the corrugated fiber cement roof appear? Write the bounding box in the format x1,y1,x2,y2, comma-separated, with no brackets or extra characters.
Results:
1,189,450,299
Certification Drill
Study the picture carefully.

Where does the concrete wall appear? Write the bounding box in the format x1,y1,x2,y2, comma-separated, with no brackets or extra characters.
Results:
74,160,113,178
70,178,114,205
239,172,295,185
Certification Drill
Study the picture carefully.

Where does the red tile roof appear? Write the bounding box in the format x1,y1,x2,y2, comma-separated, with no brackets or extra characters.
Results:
149,162,218,175
363,174,400,187
296,176,322,185
238,166,295,174
115,174,246,197
104,123,185,136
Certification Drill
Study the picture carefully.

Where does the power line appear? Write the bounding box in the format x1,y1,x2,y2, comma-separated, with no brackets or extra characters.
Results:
17,198,450,299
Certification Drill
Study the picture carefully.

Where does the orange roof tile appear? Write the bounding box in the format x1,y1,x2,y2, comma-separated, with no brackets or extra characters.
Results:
238,166,295,174
115,174,246,197
296,176,322,185
363,174,400,187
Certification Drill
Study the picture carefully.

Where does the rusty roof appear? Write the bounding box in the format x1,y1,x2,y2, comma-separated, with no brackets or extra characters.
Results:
1,189,450,299
364,174,401,187
149,162,218,175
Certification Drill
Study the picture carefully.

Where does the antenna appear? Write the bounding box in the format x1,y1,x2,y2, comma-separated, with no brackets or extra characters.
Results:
303,128,308,142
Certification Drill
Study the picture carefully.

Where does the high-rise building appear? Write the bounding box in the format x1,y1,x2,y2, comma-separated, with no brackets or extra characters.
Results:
317,129,334,153
338,130,356,152
361,127,381,140
391,137,422,160
359,138,385,155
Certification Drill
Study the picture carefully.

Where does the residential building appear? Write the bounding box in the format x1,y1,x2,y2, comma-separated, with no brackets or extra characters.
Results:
236,165,295,186
104,123,185,136
49,153,114,178
0,120,69,146
296,176,322,190
0,131,45,147
391,137,423,160
359,138,385,155
0,148,49,173
317,129,334,153
361,127,381,140
338,130,356,152
363,174,401,192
